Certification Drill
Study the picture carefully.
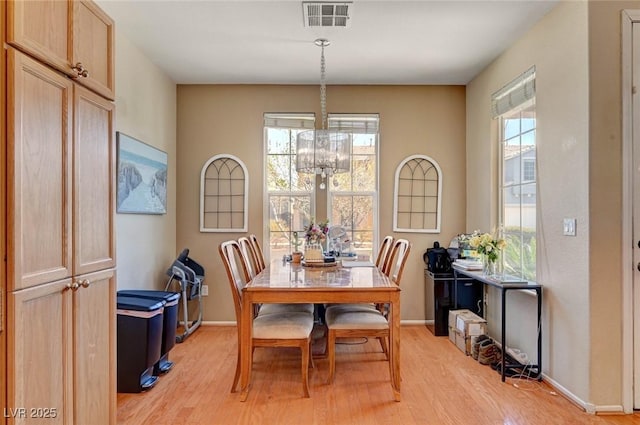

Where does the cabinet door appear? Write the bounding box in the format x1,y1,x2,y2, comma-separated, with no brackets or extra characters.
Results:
7,279,74,425
73,269,116,425
72,0,115,100
6,0,73,78
7,0,115,101
7,48,73,291
1,0,7,416
73,85,115,275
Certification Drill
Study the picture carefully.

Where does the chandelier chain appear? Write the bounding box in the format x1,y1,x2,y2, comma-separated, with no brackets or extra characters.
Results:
320,42,327,130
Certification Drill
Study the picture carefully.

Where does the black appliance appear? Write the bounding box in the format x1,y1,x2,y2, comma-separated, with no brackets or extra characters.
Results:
424,240,483,336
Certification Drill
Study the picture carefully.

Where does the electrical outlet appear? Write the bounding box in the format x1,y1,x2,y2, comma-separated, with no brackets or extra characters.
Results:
202,285,209,296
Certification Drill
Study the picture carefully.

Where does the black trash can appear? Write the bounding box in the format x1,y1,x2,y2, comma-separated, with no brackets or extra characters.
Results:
116,295,164,393
118,290,181,374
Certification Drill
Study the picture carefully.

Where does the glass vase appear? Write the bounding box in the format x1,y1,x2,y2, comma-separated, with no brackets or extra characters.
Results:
483,255,497,277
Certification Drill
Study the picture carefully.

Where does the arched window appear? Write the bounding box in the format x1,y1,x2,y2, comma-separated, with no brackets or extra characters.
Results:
393,155,442,233
200,154,248,232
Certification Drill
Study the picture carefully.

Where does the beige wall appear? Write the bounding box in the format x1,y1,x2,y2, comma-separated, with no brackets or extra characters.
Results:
467,1,591,402
114,32,177,290
176,84,466,322
467,0,639,409
587,0,639,409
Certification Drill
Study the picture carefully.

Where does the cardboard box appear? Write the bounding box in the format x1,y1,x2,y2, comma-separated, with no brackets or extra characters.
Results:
448,309,487,355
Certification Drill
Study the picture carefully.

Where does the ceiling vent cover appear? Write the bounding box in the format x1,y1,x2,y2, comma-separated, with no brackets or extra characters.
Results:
302,2,352,28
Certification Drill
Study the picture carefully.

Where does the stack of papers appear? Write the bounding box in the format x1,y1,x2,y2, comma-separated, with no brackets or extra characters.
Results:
453,259,483,271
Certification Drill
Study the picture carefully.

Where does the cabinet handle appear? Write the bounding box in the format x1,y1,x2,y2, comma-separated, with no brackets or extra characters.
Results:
65,282,80,291
72,62,89,78
80,279,91,289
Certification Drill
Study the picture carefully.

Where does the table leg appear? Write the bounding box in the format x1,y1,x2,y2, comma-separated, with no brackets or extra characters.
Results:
537,288,542,381
501,289,507,382
240,294,253,401
389,293,401,401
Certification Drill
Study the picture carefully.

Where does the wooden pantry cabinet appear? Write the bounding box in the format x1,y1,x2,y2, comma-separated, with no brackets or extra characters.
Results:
3,0,117,423
7,0,115,100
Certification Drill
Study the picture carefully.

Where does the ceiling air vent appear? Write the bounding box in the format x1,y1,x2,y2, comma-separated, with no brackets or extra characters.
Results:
302,2,353,28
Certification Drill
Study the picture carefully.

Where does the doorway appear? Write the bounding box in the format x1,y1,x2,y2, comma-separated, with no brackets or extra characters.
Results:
623,9,640,412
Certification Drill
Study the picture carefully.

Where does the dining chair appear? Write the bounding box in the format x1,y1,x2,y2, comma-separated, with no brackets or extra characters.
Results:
249,234,267,273
325,239,412,384
238,236,260,278
383,238,411,285
325,235,396,314
237,237,314,316
219,240,315,397
375,235,395,271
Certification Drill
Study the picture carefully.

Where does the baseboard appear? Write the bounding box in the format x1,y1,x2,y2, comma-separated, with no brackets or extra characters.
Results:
401,319,428,325
201,320,236,326
542,374,625,415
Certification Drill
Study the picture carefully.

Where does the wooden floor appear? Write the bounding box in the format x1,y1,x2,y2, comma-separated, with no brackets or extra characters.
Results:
117,326,640,425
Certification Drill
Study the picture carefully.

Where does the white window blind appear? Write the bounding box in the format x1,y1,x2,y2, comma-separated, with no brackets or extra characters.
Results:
263,113,315,129
491,67,536,119
328,113,379,134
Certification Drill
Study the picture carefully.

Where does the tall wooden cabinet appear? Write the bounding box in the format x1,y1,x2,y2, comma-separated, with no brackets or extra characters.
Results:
7,0,115,100
3,1,116,424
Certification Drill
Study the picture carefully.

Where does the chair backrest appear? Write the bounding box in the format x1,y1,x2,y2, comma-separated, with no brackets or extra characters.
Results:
385,239,412,284
249,234,267,272
238,236,259,278
375,236,394,270
219,240,252,321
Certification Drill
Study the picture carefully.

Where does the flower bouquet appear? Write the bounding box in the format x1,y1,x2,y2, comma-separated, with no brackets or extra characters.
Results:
303,218,329,245
468,230,506,276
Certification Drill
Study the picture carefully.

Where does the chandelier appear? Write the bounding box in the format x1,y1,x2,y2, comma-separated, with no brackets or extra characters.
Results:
296,38,351,190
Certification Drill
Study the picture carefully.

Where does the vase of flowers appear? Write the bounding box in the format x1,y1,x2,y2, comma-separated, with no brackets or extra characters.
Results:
303,218,329,251
468,230,506,277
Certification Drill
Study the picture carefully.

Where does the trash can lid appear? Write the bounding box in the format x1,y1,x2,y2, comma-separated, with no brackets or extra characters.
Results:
116,295,165,312
118,290,181,303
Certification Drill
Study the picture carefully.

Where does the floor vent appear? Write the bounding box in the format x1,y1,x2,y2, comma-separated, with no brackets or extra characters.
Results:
302,2,352,28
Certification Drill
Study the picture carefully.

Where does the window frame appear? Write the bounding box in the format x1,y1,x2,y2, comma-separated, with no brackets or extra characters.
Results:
498,99,537,282
326,113,380,259
263,113,316,262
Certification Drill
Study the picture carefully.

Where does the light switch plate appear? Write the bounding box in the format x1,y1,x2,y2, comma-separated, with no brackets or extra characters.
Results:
563,218,576,236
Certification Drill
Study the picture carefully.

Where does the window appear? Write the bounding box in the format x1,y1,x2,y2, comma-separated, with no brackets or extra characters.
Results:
523,159,536,182
495,67,536,281
264,114,315,261
327,114,379,259
264,113,380,261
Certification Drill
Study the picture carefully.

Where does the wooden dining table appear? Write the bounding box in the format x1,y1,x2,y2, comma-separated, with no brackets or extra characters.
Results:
239,259,402,401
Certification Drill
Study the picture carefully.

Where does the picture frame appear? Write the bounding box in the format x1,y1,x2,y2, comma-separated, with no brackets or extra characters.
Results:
116,132,168,214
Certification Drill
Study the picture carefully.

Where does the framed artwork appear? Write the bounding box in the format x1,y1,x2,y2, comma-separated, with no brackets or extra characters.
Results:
116,132,168,214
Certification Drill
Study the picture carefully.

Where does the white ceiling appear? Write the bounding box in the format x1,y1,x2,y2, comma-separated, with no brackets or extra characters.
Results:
96,0,558,85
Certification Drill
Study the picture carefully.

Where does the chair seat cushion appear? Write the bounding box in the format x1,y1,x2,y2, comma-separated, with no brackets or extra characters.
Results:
324,303,378,313
325,308,388,330
253,311,314,339
259,303,315,315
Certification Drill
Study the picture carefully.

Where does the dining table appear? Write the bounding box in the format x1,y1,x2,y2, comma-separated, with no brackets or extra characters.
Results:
239,259,402,401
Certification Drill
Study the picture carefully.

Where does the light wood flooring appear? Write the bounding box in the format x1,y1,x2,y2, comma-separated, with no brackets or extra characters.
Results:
117,326,640,425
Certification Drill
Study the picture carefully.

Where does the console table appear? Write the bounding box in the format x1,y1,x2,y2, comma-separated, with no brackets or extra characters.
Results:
452,264,542,382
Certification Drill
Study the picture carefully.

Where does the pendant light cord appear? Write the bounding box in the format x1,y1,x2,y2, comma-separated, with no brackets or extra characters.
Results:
319,40,327,130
